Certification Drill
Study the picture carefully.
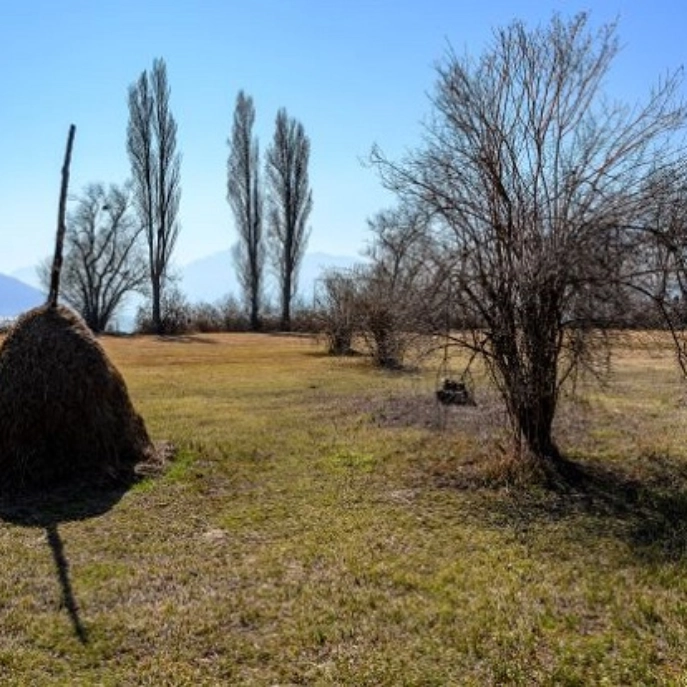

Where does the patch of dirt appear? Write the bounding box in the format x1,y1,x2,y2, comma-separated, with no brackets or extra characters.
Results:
363,390,508,435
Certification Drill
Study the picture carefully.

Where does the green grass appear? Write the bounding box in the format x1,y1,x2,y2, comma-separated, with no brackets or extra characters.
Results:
2,332,687,684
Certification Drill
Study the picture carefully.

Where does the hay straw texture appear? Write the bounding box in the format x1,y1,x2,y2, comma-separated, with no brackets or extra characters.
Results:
0,304,153,491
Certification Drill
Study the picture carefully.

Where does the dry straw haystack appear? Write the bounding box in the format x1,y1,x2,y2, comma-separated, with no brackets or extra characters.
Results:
0,304,154,492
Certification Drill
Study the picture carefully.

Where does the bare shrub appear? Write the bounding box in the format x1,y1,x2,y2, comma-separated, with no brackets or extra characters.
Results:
314,270,359,355
136,287,190,335
217,295,251,332
188,303,225,333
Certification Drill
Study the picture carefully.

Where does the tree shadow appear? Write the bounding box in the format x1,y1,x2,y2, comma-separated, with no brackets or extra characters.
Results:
155,334,218,344
0,475,137,644
474,452,687,563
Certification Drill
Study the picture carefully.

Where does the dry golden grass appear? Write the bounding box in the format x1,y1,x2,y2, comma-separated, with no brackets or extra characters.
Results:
0,330,686,685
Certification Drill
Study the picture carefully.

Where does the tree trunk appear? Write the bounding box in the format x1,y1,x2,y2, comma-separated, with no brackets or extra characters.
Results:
281,272,292,331
250,292,261,331
508,387,583,486
514,396,560,463
152,279,162,334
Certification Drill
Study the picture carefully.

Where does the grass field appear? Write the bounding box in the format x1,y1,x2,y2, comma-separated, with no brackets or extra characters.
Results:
2,332,687,685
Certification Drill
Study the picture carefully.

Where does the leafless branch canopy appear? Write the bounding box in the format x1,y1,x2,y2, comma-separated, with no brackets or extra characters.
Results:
40,183,148,333
371,13,686,466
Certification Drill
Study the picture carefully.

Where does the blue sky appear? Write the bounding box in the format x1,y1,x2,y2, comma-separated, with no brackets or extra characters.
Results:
1,0,686,276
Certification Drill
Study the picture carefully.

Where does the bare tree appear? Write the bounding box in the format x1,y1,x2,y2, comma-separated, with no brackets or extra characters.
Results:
315,268,360,355
631,161,687,373
358,206,440,368
127,57,181,334
265,108,313,331
228,91,264,330
372,13,686,477
317,206,443,366
40,183,147,333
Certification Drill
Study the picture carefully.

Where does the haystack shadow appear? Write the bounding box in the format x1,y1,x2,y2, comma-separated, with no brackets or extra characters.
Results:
155,334,218,344
0,474,138,644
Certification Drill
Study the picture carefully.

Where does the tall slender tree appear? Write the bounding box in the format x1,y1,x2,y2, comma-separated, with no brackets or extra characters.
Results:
265,108,313,331
227,91,264,330
127,57,181,334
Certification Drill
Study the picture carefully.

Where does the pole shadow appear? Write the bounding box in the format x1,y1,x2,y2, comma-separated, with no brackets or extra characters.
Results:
0,476,137,644
45,522,87,643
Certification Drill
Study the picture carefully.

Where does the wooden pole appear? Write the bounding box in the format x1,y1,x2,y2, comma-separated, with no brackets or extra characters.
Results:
47,124,76,308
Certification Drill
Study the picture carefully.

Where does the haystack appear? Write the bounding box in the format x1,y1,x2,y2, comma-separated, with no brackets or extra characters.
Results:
0,304,153,492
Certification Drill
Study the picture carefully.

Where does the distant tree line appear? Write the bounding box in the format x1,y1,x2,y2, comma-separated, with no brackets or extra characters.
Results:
45,58,313,334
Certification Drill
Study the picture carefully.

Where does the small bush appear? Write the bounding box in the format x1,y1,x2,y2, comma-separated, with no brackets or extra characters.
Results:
217,295,251,332
135,288,191,335
314,270,359,355
189,303,225,333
